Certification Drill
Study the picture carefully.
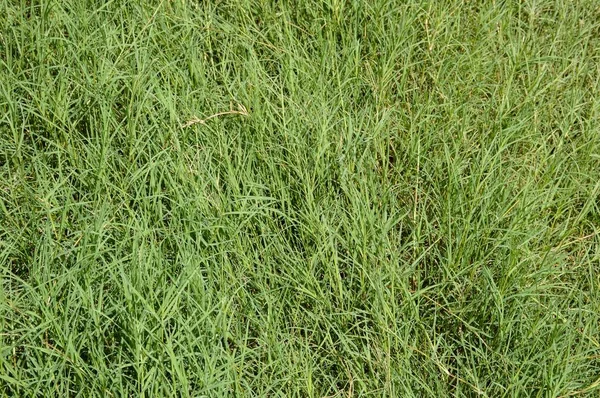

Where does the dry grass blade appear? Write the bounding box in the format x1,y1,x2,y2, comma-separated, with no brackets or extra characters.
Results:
181,103,250,128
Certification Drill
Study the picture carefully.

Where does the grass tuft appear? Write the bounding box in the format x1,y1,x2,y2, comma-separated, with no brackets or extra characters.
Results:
1,0,599,396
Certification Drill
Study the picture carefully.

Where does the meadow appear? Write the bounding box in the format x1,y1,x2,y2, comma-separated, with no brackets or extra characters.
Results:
1,0,599,396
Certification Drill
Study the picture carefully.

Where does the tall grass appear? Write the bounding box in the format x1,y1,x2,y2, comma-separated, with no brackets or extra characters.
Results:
1,0,599,396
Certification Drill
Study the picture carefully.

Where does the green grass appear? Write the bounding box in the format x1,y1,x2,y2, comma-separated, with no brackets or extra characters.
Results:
1,0,599,396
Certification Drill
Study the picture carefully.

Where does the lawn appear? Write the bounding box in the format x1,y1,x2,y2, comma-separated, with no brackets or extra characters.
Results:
1,0,599,396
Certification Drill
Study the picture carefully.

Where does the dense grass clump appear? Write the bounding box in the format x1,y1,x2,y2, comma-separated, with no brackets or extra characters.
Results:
1,0,599,396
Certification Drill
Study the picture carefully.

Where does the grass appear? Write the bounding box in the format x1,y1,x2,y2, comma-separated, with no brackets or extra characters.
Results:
1,0,599,396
